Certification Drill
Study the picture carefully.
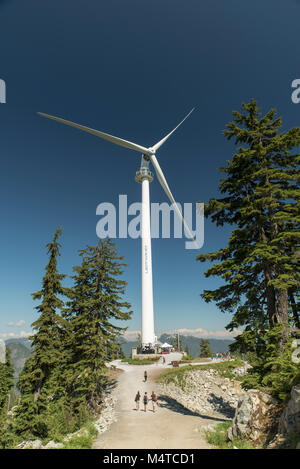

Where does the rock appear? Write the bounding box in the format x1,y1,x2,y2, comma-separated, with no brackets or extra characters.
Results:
158,367,246,419
17,440,43,449
296,441,300,449
43,440,64,449
226,426,233,441
232,363,252,376
278,384,300,435
232,390,280,443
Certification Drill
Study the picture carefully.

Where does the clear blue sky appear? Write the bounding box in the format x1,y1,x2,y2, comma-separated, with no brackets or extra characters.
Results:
0,0,299,340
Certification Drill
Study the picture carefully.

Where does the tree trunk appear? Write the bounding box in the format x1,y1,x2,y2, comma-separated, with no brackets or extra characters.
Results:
265,268,276,326
275,289,289,323
289,290,300,329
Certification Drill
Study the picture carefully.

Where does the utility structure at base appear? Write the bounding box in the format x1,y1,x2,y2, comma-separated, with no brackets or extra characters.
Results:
38,108,195,352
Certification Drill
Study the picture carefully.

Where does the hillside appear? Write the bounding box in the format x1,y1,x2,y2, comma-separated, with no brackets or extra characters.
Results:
5,339,32,380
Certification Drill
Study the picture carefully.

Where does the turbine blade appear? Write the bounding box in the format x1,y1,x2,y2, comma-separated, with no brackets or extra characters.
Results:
150,155,195,241
151,108,195,152
38,112,152,155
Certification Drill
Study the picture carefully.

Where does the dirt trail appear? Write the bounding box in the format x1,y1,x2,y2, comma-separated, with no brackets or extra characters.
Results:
93,360,220,449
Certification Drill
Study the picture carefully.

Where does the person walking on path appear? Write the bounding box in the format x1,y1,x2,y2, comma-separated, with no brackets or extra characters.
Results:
143,392,149,412
144,370,147,382
151,391,158,413
134,391,141,411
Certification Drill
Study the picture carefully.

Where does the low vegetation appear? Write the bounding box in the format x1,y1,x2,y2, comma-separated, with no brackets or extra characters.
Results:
121,357,158,365
205,422,256,449
179,356,211,364
62,423,98,449
156,360,244,389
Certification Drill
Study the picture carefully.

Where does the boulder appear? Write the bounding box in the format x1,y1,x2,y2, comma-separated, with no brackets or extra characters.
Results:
43,440,64,449
278,384,300,435
16,439,43,449
226,426,233,441
232,363,252,376
231,390,279,443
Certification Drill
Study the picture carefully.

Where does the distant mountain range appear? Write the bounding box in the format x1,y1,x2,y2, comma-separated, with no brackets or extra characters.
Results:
4,334,236,378
121,333,235,357
5,338,32,382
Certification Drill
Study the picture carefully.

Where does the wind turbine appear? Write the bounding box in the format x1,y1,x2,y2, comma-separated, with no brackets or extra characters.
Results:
38,109,195,351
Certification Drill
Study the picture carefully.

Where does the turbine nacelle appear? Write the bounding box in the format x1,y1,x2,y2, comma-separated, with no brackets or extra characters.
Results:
38,108,196,241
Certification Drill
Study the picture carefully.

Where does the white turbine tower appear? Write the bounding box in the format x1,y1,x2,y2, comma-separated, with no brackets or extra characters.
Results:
38,109,195,351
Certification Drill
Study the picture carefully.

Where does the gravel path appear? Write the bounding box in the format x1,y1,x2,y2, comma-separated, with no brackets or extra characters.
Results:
92,357,219,449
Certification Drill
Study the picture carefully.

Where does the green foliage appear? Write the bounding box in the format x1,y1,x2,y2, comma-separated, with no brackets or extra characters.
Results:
14,228,67,437
121,357,158,365
198,99,300,400
205,422,255,449
0,349,14,411
63,424,98,449
200,339,213,358
156,360,243,389
10,234,131,446
63,239,132,413
198,99,300,331
241,325,300,400
0,349,15,448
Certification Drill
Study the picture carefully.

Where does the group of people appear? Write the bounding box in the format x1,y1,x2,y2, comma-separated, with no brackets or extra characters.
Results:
215,352,233,360
134,370,159,413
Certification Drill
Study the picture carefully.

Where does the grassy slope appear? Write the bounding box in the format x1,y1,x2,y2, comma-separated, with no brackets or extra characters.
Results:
156,360,244,388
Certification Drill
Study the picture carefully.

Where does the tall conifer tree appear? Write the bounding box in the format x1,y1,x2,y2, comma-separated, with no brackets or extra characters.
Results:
198,100,300,345
0,348,14,413
15,228,66,436
0,349,14,448
64,239,131,412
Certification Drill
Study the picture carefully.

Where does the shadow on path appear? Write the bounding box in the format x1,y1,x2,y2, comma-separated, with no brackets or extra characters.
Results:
207,393,236,418
158,394,230,422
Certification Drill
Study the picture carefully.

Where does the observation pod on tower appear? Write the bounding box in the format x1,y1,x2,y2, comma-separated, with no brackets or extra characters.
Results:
135,168,154,184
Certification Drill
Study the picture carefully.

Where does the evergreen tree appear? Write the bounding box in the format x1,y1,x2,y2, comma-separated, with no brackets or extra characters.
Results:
0,349,15,448
15,228,66,436
0,348,14,412
200,339,213,358
198,100,300,346
241,324,300,400
64,239,131,413
184,344,190,356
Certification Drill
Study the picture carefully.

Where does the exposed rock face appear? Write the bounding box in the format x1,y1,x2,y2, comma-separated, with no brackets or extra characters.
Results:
94,391,118,435
278,384,300,435
231,363,252,376
231,390,280,444
158,368,246,419
43,440,64,449
16,439,43,449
